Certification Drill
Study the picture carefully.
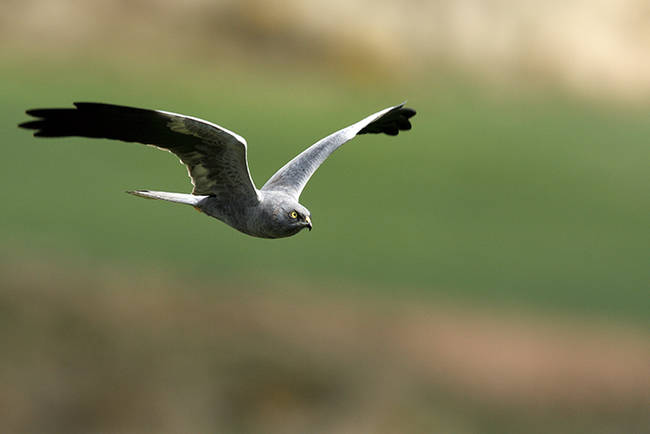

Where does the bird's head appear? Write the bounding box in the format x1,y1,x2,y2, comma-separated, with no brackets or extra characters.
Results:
282,202,312,234
256,191,312,238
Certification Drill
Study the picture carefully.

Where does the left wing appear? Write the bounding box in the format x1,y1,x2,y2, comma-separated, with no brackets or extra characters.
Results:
20,102,260,204
261,103,415,199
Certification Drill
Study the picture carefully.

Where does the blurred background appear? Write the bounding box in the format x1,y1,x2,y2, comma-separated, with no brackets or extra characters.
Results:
1,0,649,432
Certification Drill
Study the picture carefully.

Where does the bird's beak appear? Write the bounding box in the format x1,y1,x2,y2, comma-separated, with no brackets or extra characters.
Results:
305,215,312,231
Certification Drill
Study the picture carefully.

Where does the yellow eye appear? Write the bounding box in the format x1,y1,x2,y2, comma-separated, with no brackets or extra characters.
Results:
290,211,298,219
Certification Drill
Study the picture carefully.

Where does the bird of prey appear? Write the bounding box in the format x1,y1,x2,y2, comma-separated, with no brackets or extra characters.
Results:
19,102,416,238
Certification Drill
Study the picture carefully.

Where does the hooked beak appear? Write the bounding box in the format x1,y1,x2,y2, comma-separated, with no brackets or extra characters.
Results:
305,215,312,231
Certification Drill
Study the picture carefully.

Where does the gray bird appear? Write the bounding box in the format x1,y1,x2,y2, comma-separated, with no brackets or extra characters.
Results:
19,102,416,238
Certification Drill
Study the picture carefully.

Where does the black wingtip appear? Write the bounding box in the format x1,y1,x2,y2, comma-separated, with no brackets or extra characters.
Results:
73,102,98,109
402,107,416,119
358,104,417,136
18,120,37,130
25,108,44,117
25,108,61,118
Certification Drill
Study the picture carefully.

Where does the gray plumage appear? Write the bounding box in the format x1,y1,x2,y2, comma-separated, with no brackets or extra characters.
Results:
19,102,416,238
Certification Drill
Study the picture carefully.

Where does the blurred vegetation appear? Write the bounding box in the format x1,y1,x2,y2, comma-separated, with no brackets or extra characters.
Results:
2,260,648,434
5,0,650,100
2,1,650,432
1,58,649,322
2,0,650,431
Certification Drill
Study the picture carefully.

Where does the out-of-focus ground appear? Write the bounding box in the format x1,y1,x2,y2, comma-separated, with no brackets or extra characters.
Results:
4,0,650,101
2,1,650,432
1,258,649,434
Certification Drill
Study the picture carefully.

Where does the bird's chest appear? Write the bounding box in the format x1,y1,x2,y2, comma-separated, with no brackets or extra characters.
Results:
200,198,265,236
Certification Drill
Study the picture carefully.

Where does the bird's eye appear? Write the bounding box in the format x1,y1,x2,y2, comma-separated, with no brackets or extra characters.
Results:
290,211,298,219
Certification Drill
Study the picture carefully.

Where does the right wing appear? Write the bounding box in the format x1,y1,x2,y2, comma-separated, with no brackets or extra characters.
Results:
261,103,415,199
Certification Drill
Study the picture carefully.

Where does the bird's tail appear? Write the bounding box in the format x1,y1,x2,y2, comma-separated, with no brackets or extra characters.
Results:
126,190,207,206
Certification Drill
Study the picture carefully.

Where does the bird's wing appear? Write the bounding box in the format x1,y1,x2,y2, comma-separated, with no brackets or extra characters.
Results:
261,103,415,199
19,102,260,204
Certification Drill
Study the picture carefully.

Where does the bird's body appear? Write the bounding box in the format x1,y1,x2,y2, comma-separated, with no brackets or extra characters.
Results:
190,190,310,239
20,102,415,238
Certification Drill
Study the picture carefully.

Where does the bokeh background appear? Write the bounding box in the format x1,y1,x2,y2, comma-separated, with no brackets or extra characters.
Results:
1,1,649,432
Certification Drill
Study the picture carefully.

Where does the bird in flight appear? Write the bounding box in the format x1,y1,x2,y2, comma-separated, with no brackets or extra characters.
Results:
20,102,416,238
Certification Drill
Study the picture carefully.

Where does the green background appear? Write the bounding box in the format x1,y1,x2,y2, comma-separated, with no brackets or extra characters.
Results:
2,60,649,321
